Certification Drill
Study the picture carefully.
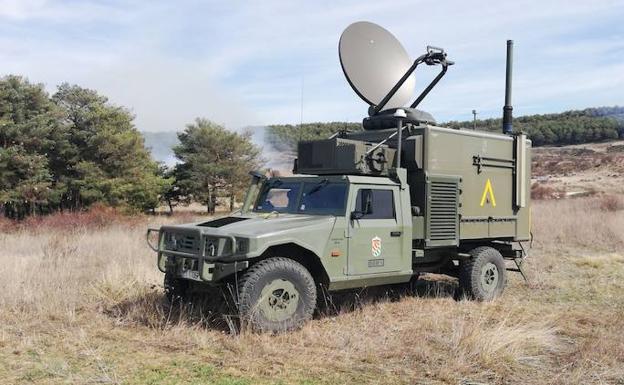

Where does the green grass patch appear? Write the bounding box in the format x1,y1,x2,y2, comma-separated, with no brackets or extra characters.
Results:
130,360,249,385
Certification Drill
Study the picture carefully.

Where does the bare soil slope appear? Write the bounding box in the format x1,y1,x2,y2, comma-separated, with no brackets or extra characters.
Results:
532,140,624,197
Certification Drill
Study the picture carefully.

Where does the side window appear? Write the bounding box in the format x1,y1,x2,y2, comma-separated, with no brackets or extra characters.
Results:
355,189,395,219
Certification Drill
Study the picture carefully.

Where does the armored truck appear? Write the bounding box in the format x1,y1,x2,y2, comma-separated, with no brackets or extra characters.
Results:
147,23,531,332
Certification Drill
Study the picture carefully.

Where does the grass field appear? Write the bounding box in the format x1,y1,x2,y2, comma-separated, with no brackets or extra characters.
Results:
1,198,623,385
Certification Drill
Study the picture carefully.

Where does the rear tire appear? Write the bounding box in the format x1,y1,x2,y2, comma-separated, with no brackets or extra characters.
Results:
238,257,317,333
458,246,507,301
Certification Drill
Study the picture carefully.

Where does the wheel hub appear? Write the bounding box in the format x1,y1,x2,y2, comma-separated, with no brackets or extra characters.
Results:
480,262,499,292
259,279,300,322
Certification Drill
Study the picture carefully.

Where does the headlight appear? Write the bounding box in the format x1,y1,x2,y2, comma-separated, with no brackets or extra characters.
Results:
205,238,217,257
235,237,249,254
164,233,177,250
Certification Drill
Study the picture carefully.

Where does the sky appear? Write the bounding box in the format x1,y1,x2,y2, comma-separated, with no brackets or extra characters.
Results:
0,0,623,133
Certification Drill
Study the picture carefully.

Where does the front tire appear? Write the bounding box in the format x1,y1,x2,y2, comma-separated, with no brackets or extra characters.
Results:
458,246,507,301
238,257,317,333
164,272,189,303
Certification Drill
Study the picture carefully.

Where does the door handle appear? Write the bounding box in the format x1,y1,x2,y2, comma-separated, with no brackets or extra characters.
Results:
390,231,402,237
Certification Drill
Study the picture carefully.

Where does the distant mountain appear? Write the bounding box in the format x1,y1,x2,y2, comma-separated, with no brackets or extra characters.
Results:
142,131,179,165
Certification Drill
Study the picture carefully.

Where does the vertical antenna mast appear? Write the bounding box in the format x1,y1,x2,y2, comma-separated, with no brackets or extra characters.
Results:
503,39,514,134
472,109,477,130
299,74,304,141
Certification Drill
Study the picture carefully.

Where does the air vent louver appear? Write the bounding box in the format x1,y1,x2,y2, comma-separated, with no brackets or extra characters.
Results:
426,175,460,247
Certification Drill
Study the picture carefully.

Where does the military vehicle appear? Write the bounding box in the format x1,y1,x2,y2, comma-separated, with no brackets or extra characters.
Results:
147,22,531,333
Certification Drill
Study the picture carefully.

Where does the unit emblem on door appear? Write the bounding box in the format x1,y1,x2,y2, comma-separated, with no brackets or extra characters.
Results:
371,236,382,257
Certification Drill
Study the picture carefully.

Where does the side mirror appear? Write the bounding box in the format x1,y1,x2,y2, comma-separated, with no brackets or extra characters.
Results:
361,189,373,215
351,189,374,220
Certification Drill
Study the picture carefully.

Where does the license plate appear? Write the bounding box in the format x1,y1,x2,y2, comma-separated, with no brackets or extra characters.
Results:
180,269,200,281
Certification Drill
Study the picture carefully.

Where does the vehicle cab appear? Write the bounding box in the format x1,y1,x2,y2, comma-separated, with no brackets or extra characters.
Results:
252,174,413,282
149,173,412,286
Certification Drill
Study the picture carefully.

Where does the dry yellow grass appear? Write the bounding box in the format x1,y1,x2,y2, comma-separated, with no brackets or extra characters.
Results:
1,198,623,384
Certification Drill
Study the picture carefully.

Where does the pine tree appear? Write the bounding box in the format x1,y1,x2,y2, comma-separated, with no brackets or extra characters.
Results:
173,119,263,213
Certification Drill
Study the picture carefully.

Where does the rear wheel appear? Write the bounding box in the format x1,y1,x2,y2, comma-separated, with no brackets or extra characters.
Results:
458,246,507,301
238,257,317,333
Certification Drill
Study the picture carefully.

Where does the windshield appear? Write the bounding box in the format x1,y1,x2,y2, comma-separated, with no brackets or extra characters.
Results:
254,182,301,213
254,180,348,215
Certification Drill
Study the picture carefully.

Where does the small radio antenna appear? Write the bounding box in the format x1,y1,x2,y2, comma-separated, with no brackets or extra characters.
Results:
299,74,304,141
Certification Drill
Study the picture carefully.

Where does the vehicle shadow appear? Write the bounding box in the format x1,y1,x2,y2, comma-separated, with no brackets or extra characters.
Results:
103,285,239,333
316,273,458,317
106,274,458,334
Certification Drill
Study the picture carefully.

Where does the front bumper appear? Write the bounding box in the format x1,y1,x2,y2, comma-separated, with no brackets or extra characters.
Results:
165,257,249,283
147,227,249,283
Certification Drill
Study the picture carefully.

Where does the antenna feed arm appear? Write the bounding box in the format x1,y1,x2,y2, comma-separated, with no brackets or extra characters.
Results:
371,46,453,115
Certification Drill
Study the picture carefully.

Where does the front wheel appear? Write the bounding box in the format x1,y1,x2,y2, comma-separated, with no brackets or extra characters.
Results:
164,272,189,303
238,257,317,333
458,246,507,301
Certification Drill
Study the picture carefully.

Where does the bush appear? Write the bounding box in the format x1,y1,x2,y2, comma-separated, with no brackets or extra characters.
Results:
0,204,143,233
599,194,624,212
531,183,565,200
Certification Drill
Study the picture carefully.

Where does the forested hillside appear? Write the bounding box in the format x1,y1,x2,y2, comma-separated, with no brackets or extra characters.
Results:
266,122,362,150
447,106,624,146
267,107,624,150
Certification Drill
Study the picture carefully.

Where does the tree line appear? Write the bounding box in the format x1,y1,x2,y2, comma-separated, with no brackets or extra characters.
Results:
3,73,620,219
443,107,623,146
266,122,362,151
0,76,262,219
267,107,624,150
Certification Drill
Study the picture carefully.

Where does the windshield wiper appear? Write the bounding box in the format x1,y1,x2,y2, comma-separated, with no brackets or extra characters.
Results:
307,179,329,195
268,180,283,188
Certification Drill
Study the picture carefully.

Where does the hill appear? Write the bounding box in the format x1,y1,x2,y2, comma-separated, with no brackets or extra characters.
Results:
140,107,624,169
265,106,624,151
447,106,624,146
531,140,624,198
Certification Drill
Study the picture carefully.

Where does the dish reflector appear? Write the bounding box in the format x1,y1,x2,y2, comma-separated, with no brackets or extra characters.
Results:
339,21,415,109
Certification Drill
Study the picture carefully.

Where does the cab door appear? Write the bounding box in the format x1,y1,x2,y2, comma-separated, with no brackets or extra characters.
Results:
347,185,404,275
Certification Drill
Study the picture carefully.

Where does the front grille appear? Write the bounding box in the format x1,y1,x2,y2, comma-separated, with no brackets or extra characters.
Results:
162,231,234,258
164,233,199,253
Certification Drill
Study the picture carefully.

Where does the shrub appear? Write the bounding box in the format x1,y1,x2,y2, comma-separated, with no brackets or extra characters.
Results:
599,194,624,212
531,183,565,200
0,204,143,233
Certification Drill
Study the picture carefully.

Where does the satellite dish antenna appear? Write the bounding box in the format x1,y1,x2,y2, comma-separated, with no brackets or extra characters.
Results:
339,21,415,110
339,21,453,122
